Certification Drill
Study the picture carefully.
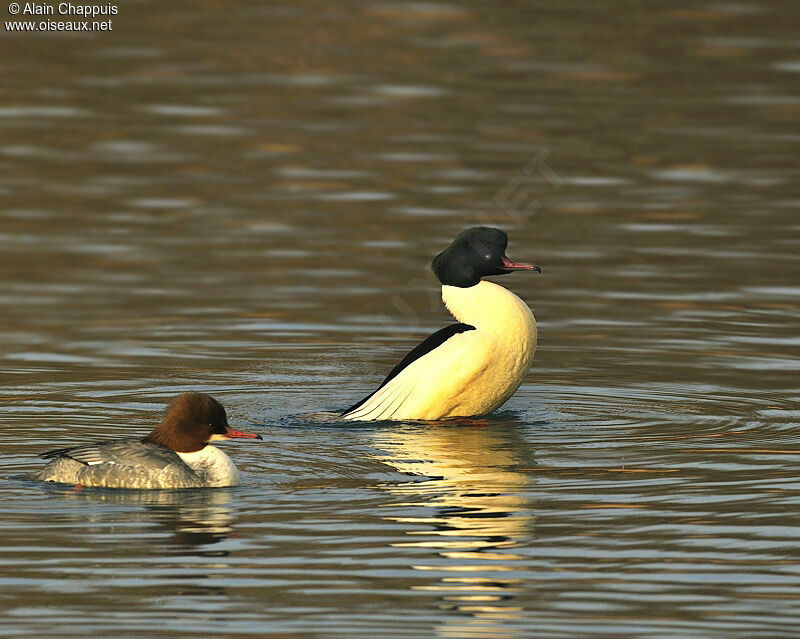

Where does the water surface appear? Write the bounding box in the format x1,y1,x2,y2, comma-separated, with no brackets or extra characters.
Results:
1,1,799,637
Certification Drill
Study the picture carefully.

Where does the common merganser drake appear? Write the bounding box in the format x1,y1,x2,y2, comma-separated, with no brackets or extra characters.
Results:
341,227,540,421
32,392,261,489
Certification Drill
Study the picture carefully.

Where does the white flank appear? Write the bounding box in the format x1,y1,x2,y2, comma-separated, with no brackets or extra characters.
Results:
344,280,536,421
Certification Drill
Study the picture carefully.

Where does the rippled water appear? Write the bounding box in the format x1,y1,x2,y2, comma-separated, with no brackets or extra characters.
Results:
1,1,799,637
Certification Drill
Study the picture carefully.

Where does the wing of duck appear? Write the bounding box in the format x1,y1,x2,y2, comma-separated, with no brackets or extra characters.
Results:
39,438,183,469
341,322,476,419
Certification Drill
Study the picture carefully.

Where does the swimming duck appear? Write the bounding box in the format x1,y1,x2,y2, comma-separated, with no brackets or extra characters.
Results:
341,226,540,421
33,392,261,489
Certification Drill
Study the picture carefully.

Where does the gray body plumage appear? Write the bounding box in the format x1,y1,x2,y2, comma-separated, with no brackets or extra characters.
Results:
32,438,204,489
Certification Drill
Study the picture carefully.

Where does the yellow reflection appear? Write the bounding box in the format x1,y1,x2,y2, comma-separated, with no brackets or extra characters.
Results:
442,551,525,561
457,606,524,613
376,425,531,543
412,564,516,572
373,423,533,639
412,584,521,592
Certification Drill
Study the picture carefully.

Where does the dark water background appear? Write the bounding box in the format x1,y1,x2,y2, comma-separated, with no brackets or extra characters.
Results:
1,1,799,637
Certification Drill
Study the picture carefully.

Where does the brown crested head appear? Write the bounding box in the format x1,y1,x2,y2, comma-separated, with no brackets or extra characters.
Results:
143,392,261,453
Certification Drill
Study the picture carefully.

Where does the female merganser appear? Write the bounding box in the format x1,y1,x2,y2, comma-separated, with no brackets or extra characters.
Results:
32,392,261,489
341,227,540,421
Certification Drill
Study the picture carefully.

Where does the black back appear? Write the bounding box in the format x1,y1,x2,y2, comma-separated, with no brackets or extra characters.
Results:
341,322,476,415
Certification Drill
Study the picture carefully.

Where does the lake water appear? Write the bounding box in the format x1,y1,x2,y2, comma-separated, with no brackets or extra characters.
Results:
1,1,799,637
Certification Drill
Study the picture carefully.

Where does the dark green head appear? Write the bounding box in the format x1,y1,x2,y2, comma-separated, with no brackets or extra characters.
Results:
431,227,540,288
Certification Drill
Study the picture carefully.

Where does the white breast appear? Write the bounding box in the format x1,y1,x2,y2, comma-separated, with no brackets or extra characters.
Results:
177,446,241,487
442,280,536,340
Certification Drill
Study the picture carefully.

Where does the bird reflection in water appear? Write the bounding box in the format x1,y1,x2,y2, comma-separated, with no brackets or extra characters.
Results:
373,419,534,639
55,485,236,550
